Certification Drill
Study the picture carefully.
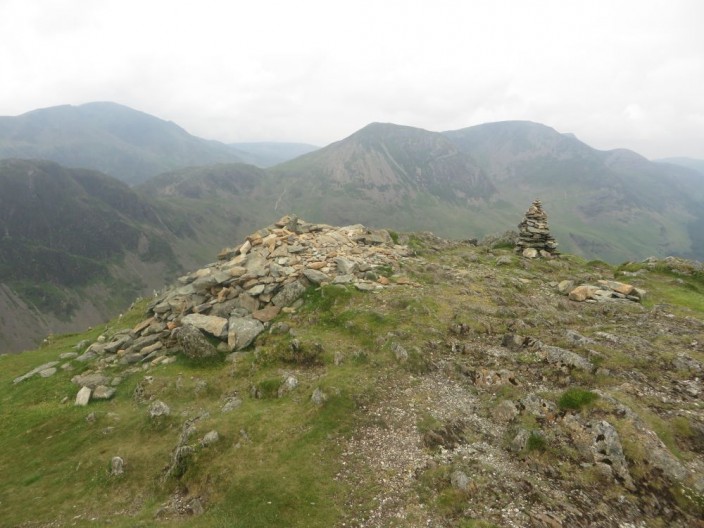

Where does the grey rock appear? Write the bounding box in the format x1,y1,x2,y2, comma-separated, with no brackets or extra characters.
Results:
110,456,125,476
557,280,575,294
75,386,92,406
75,350,97,362
493,400,519,423
149,400,171,419
509,429,530,452
495,256,513,266
93,385,116,400
335,257,357,274
177,324,218,359
227,317,265,351
303,268,329,285
538,344,593,372
192,274,219,293
104,335,133,354
278,375,298,397
272,280,307,307
392,342,408,362
332,274,354,284
355,281,380,291
520,393,557,417
181,314,228,339
450,470,470,490
222,397,242,413
672,354,702,372
522,248,538,258
201,430,219,447
59,352,78,360
591,420,635,490
311,388,327,405
71,373,110,389
565,329,594,346
39,367,57,378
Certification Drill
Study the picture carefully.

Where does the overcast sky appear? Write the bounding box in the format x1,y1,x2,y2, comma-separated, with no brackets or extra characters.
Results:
1,0,702,159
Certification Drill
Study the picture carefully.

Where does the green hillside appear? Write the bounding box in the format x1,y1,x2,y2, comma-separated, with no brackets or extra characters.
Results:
0,159,194,353
1,221,702,527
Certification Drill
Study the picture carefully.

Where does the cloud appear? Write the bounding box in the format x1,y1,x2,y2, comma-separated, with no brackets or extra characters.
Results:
1,0,703,157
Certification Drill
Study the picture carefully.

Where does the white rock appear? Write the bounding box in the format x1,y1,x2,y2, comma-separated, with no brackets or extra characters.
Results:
75,386,92,406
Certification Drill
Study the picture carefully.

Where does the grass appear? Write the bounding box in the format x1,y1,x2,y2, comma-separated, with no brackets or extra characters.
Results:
557,388,599,411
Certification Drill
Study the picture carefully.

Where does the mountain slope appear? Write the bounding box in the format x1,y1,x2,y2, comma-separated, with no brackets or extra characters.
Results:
0,159,196,353
0,102,243,184
443,121,704,261
266,122,496,235
1,221,703,527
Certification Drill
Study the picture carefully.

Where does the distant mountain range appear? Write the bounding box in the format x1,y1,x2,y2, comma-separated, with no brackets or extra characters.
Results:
656,157,704,176
2,102,704,352
0,103,318,184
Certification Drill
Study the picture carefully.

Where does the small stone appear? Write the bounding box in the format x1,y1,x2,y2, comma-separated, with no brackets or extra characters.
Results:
522,248,538,258
75,386,92,406
110,456,125,476
450,470,470,490
201,430,220,447
39,367,57,378
278,375,298,397
149,400,170,419
311,388,327,405
93,385,116,400
557,280,574,294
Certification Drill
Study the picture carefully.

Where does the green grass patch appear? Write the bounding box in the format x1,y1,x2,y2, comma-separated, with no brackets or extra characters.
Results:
558,388,599,410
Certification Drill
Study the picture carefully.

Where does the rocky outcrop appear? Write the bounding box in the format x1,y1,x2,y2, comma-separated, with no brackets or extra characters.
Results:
515,199,558,257
565,279,646,303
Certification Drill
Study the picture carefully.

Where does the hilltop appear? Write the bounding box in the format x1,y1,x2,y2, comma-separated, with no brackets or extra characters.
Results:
0,102,244,184
2,216,703,527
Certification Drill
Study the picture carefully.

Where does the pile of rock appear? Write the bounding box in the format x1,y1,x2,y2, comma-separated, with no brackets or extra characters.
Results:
77,215,410,370
515,200,558,257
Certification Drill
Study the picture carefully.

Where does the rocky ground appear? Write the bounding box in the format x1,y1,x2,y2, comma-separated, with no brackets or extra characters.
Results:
3,219,704,527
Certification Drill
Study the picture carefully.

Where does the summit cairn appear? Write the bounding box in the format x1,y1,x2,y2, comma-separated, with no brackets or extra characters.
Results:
515,200,558,258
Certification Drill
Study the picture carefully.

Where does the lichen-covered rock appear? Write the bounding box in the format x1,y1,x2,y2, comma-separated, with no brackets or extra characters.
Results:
590,420,635,491
177,324,218,359
149,400,171,419
227,317,264,351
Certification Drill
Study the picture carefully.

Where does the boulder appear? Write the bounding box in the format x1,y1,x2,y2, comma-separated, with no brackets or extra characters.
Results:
272,280,307,307
181,314,228,339
227,317,265,351
177,324,218,359
568,285,597,302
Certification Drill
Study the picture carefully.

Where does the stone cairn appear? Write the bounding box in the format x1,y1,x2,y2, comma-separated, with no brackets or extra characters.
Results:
515,199,558,258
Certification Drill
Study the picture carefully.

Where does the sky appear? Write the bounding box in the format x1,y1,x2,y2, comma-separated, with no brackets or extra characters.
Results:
1,0,702,159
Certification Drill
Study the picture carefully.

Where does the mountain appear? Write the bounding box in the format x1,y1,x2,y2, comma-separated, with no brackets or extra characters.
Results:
0,159,198,353
266,122,496,235
229,141,319,167
443,121,704,261
656,157,704,176
0,102,244,184
2,218,703,526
